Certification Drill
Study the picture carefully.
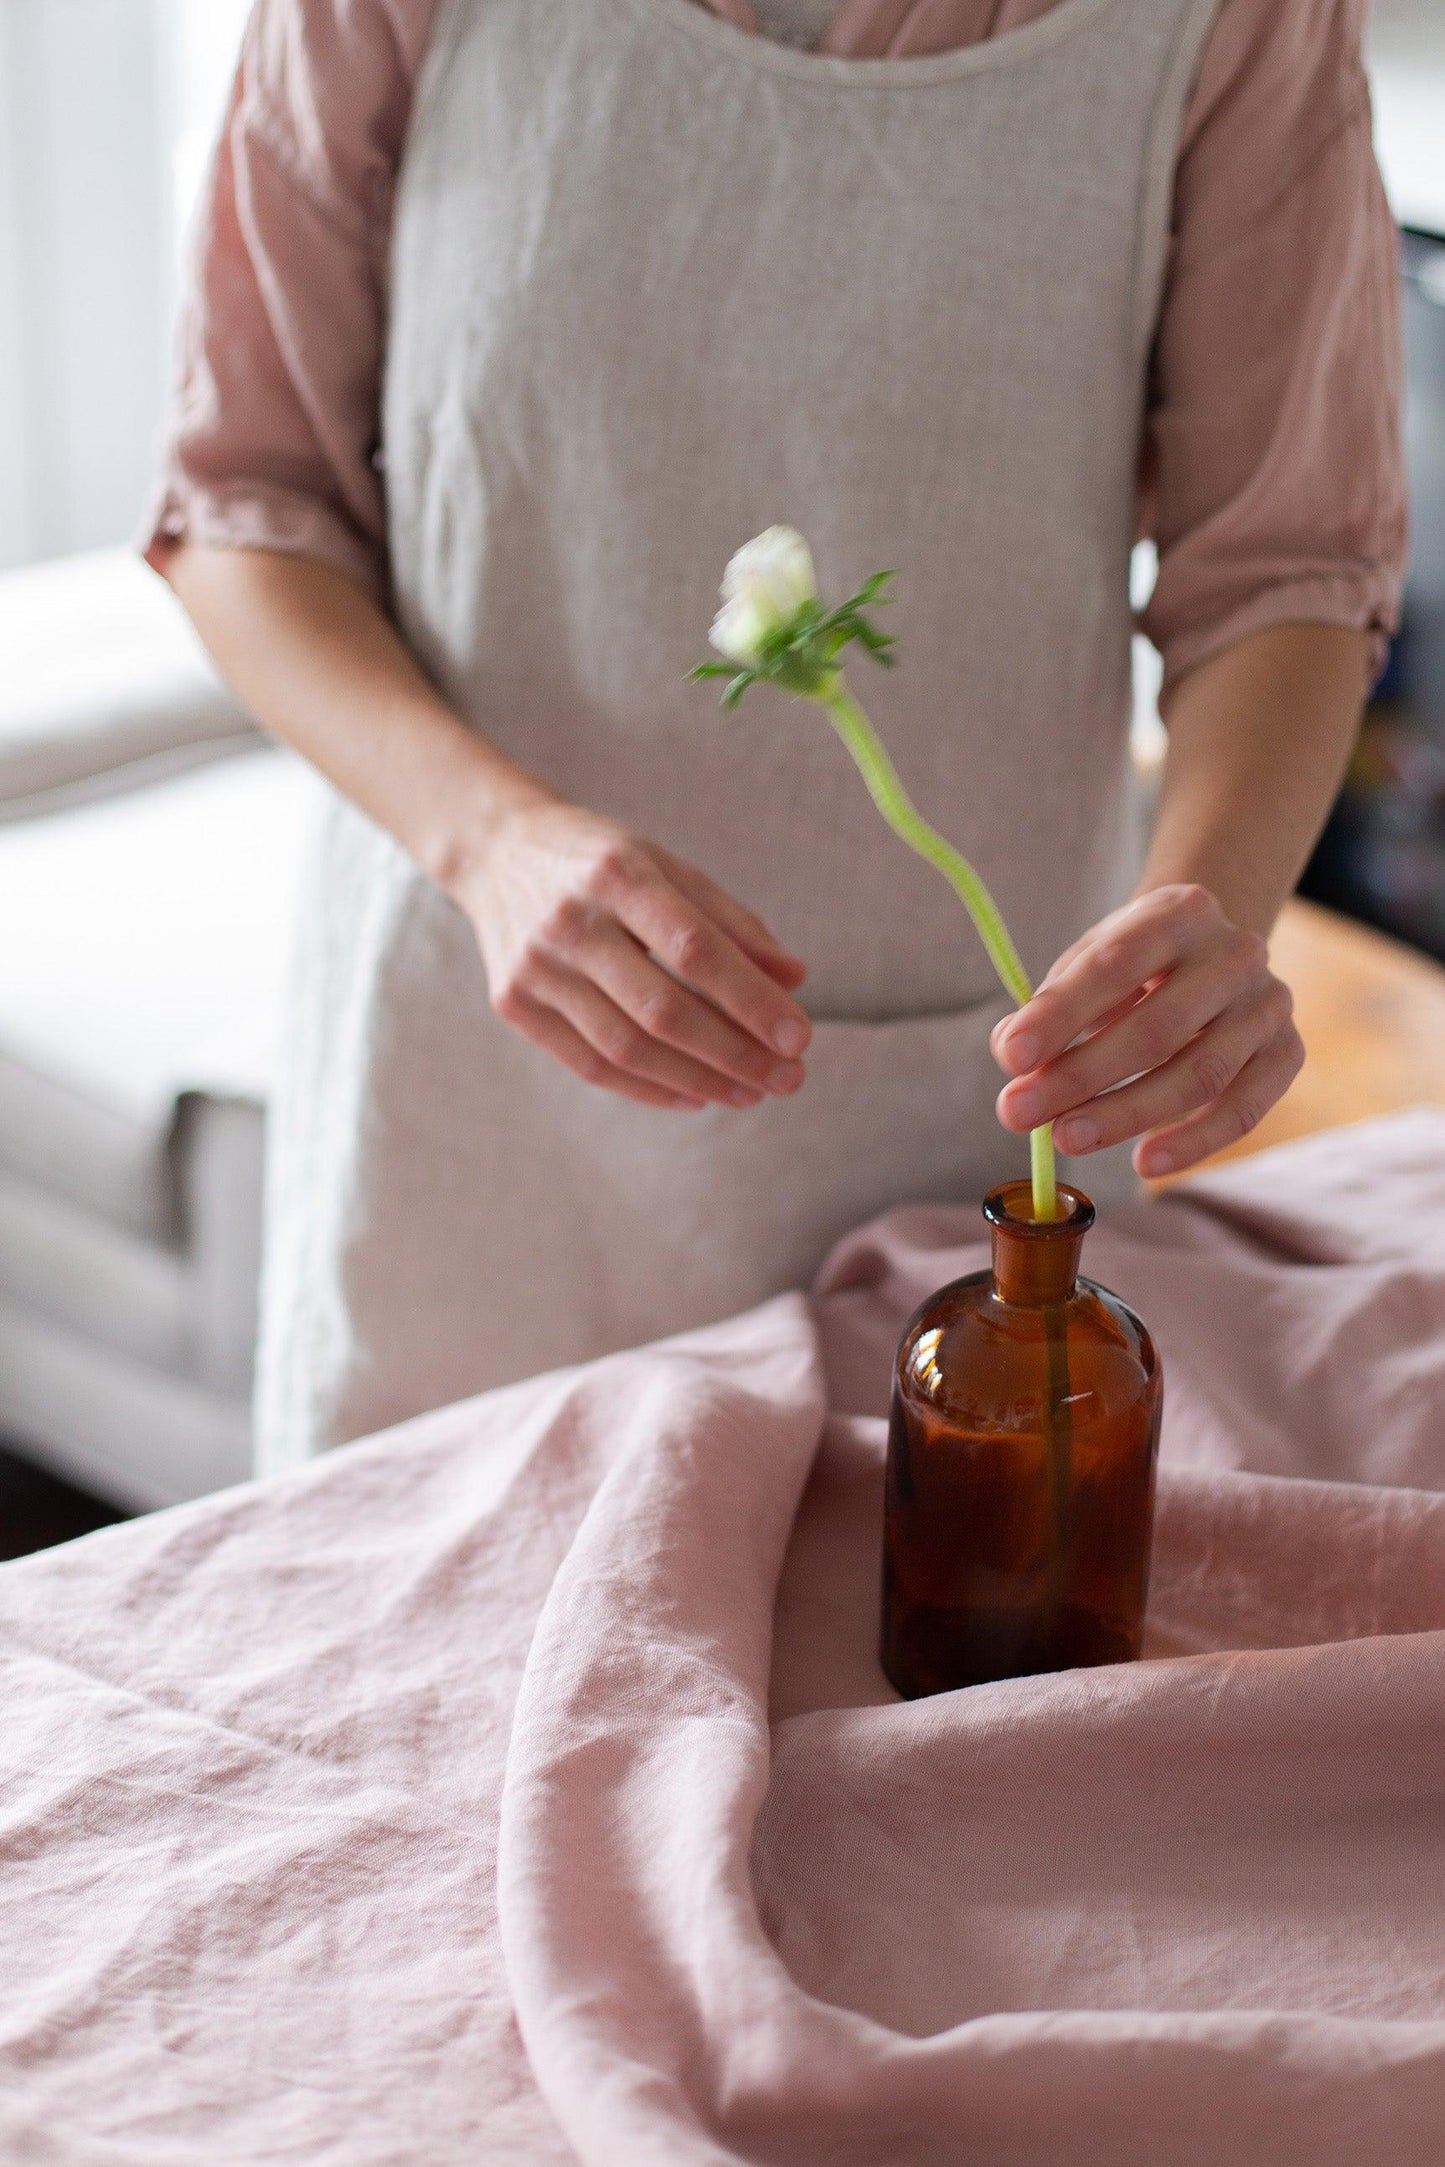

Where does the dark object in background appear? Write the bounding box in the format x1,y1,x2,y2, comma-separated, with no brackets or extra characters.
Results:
881,1182,1161,1699
1301,229,1445,960
1302,706,1445,958
0,1443,127,1561
1399,229,1445,733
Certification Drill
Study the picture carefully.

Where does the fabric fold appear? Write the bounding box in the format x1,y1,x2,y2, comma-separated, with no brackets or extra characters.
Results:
499,1115,1445,2165
0,1116,1441,2161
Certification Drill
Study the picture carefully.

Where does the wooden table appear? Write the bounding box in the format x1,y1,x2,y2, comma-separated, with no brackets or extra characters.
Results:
1181,898,1445,1174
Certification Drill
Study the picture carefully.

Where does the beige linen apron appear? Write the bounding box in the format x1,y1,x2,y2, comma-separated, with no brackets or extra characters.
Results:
256,0,1219,1467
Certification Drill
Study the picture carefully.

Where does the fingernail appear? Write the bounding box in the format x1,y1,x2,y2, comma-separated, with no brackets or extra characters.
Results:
728,1083,762,1109
1057,1116,1100,1153
771,1017,809,1057
1003,1091,1041,1129
1146,1146,1174,1175
1000,1028,1038,1070
766,1060,804,1094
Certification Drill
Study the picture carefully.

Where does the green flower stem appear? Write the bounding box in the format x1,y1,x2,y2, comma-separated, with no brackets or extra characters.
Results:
820,677,1059,1221
1030,1126,1058,1222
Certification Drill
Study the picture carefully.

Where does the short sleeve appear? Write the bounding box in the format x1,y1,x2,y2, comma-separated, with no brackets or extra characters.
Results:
143,0,437,605
1138,0,1407,697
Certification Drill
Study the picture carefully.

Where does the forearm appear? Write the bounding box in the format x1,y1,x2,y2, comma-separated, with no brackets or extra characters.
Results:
1139,622,1372,938
162,545,554,896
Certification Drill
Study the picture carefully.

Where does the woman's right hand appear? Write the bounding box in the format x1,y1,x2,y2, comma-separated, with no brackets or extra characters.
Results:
454,797,813,1111
161,549,808,1111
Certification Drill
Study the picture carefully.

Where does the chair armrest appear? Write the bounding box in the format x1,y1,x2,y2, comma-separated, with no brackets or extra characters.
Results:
0,548,258,820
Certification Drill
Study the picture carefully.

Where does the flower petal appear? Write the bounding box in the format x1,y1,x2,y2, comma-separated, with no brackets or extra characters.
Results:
709,591,772,667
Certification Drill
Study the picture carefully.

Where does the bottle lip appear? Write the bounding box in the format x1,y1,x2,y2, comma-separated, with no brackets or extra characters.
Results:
983,1179,1096,1238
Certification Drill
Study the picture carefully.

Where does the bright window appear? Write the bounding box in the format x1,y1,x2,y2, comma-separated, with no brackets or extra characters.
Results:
0,0,249,571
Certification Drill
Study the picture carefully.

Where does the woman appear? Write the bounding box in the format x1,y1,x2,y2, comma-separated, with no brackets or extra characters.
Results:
149,0,1404,1465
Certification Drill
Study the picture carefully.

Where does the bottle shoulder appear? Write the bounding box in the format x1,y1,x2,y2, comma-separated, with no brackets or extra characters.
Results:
896,1271,1158,1429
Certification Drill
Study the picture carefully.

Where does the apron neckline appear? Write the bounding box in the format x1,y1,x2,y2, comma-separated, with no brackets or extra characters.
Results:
616,0,1126,87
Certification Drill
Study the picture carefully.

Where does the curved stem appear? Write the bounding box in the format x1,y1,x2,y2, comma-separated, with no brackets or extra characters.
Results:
823,683,1031,1002
821,678,1058,1220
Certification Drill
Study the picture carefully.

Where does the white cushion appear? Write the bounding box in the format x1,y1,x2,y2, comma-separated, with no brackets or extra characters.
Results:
0,1101,264,1392
0,748,317,1239
0,1168,190,1377
0,1291,252,1509
0,549,257,817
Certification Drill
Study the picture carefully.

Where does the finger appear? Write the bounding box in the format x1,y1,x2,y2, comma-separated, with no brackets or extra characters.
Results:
503,989,707,1110
996,952,1279,1134
529,962,769,1109
579,924,805,1096
1086,988,1151,1037
994,887,1251,1076
1031,888,1188,992
1031,898,1137,992
597,855,812,1058
994,885,1228,1074
750,948,810,990
1132,1032,1305,1179
657,851,810,989
994,984,1149,1079
1043,982,1287,1155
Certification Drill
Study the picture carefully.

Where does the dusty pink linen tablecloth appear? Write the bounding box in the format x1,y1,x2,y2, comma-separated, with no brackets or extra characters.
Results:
1,1112,1441,2163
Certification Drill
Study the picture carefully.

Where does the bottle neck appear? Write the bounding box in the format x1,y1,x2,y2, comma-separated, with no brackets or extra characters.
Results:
984,1180,1095,1307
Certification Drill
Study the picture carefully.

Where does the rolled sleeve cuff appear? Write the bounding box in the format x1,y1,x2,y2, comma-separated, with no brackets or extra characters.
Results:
140,478,390,611
1146,570,1401,704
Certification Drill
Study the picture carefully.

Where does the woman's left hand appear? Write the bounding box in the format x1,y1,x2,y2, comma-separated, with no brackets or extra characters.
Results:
991,883,1304,1178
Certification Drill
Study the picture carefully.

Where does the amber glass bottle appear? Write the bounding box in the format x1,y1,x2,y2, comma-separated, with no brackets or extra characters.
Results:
881,1180,1161,1698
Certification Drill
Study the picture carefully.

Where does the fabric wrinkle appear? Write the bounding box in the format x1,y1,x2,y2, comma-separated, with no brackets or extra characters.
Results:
1,1118,1443,2158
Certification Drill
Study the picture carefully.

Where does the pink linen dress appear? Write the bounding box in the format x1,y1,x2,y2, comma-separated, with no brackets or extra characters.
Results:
252,0,1240,1462
149,0,1406,696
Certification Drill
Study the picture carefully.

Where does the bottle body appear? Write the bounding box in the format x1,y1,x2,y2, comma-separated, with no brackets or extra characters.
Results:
880,1183,1161,1699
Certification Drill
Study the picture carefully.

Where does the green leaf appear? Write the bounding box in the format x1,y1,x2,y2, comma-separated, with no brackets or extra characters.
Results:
689,566,897,709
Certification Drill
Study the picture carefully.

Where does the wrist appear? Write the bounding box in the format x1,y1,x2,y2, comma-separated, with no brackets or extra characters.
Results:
426,784,558,906
417,747,559,905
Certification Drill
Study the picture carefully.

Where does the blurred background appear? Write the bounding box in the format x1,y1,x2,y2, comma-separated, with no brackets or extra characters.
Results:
0,0,252,568
0,0,1442,1553
1299,3,1445,958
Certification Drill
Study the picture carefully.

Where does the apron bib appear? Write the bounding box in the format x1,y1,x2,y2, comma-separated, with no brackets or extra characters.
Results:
256,0,1218,1464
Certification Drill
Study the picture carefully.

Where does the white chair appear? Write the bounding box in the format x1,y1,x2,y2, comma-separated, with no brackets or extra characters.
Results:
0,550,314,1508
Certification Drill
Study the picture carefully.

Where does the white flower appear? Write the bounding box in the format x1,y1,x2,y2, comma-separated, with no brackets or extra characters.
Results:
723,526,817,615
708,526,817,668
